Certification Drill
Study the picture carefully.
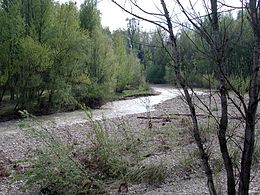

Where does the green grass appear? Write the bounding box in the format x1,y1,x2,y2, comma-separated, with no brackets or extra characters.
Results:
16,112,168,194
114,88,160,100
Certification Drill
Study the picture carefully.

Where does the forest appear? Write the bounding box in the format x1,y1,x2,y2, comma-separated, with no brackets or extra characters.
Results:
0,0,146,119
0,0,254,120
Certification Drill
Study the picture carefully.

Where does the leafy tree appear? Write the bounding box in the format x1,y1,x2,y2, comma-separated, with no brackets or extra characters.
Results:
83,27,117,106
45,2,89,107
15,36,51,109
113,31,132,92
0,0,23,103
79,0,100,35
145,31,170,84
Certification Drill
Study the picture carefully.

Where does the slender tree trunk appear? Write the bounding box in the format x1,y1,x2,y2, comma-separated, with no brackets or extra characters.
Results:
210,0,236,193
0,87,6,105
238,39,259,195
10,87,15,101
217,79,236,195
160,0,217,194
183,87,217,195
238,1,260,193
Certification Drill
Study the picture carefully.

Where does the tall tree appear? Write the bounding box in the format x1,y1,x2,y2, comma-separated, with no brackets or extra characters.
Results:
46,2,89,106
79,0,100,35
0,0,24,103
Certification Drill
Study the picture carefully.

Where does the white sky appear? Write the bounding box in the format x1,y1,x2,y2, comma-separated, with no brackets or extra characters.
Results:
59,0,243,31
59,0,134,30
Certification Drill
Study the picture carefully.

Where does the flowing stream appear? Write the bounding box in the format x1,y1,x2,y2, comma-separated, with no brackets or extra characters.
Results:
0,86,185,135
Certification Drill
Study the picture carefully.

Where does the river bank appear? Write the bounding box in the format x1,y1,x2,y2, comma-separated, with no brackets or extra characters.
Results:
0,87,158,123
0,90,259,194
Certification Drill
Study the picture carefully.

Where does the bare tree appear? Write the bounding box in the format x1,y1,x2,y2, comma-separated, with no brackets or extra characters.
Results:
112,0,259,194
111,0,217,194
238,1,260,194
175,0,236,194
176,1,259,194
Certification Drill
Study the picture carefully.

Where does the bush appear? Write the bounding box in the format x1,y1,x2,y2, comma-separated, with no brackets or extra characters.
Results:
129,163,167,184
85,116,143,180
20,146,103,195
17,112,168,194
17,115,104,194
73,84,111,108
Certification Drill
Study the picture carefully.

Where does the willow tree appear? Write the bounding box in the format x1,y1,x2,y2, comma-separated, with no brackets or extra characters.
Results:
0,0,24,103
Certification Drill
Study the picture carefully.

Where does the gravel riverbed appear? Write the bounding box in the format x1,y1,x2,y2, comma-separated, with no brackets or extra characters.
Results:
0,92,259,195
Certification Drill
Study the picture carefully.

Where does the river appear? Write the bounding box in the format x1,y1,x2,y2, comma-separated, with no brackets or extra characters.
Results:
0,86,184,135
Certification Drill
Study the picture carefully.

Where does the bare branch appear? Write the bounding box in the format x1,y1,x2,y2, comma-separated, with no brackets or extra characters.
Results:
128,0,164,17
111,0,169,32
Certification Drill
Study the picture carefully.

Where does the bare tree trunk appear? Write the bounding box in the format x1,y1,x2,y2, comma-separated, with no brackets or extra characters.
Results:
238,42,259,195
238,1,260,193
210,1,236,194
0,87,6,105
160,1,217,194
218,83,236,195
238,32,259,195
175,0,236,193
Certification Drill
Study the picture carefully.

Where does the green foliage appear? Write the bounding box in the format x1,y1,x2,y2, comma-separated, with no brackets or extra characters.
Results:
86,116,143,180
16,112,168,194
15,37,50,107
83,116,168,185
80,0,101,34
228,75,250,94
139,13,254,88
0,0,145,115
144,31,169,84
113,31,144,92
164,65,175,84
20,146,103,195
87,28,116,92
0,0,24,94
17,116,103,194
113,32,131,92
129,163,167,184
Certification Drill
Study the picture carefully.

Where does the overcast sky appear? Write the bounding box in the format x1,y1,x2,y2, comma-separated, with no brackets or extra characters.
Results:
59,0,139,30
59,0,243,31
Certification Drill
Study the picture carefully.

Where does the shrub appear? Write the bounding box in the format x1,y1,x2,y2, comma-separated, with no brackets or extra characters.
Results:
129,163,167,184
17,114,104,194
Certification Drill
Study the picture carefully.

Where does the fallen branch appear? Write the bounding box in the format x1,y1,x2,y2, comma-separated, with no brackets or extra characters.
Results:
137,113,254,120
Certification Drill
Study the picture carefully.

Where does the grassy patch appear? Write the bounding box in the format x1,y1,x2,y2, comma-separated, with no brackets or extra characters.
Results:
129,163,167,184
114,87,160,100
16,112,168,194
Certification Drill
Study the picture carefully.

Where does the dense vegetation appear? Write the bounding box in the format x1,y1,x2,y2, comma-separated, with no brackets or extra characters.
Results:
0,0,254,119
0,0,146,118
140,14,253,88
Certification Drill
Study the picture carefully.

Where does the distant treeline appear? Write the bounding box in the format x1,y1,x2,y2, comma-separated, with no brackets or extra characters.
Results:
140,13,253,88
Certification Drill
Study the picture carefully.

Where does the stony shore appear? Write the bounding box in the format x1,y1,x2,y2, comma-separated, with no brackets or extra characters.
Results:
0,92,259,194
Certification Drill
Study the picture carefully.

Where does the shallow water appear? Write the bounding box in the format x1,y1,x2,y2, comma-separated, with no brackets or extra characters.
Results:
0,86,184,134
94,86,181,119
